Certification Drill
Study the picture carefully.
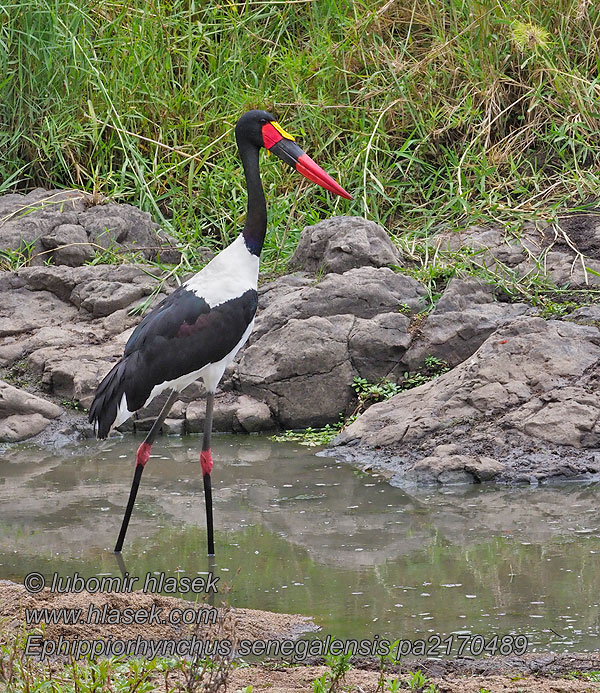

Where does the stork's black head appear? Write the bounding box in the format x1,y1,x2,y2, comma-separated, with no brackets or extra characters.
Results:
235,109,277,149
234,109,352,199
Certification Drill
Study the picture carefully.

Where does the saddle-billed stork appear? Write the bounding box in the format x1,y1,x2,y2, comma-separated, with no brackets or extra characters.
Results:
89,110,351,555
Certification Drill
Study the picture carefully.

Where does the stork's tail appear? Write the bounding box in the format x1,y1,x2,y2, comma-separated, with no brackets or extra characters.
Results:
89,356,135,439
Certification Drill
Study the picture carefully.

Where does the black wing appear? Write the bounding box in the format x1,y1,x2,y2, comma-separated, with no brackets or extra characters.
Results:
89,286,258,437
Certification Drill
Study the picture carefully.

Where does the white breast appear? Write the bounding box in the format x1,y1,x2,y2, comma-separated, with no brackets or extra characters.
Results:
184,234,259,308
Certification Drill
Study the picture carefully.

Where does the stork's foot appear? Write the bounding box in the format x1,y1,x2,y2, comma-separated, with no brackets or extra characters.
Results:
201,449,213,476
136,442,152,467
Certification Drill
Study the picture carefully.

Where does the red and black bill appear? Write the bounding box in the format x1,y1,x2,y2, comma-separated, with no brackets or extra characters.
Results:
262,121,352,200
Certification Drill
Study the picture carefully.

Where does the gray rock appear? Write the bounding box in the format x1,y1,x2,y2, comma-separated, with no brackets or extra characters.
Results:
567,305,600,325
0,413,55,443
332,316,600,484
40,224,95,266
252,266,426,340
0,317,38,338
290,216,400,274
16,266,80,302
186,397,237,433
348,312,411,381
432,220,600,288
401,445,505,486
82,202,180,263
0,189,180,266
0,380,63,419
405,278,532,368
239,315,356,427
234,395,274,433
71,280,147,317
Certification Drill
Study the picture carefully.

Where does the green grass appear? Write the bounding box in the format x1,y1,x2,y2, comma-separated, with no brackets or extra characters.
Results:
2,0,600,276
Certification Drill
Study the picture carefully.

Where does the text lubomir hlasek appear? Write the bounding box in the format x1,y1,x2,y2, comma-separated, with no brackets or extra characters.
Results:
46,571,219,594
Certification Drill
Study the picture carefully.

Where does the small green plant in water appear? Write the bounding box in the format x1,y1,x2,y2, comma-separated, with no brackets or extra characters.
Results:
270,420,345,447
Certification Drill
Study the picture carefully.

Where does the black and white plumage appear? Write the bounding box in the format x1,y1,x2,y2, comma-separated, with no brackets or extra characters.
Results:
89,239,259,439
89,109,351,555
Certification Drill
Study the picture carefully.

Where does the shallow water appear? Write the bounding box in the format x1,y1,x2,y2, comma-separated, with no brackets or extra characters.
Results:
1,433,599,653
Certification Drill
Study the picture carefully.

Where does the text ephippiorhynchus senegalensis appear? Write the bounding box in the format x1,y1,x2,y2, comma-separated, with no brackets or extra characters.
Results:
89,110,351,555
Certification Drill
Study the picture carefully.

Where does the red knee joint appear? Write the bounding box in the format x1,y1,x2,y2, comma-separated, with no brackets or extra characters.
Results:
136,442,152,467
201,449,213,476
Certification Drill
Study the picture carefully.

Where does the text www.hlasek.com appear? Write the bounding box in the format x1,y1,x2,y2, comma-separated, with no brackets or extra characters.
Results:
25,603,218,628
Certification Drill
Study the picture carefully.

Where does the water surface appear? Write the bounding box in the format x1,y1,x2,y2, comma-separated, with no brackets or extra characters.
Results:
1,434,599,652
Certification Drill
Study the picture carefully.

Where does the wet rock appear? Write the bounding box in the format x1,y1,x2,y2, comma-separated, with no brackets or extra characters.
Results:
332,317,600,484
185,393,274,433
0,413,56,443
235,395,274,433
0,381,63,442
405,278,532,368
401,444,505,485
186,399,236,433
290,216,400,274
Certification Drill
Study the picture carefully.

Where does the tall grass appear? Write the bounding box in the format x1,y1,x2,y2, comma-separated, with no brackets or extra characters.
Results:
1,0,600,268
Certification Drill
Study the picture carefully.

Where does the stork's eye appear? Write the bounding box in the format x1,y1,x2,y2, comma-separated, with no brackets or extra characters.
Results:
260,118,267,123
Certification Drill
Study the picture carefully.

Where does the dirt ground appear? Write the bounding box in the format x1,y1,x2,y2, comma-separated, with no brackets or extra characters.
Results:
1,580,599,692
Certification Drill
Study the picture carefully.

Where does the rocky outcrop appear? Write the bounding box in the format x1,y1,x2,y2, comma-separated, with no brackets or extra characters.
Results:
1,210,429,440
0,188,180,265
332,316,600,485
235,266,427,425
289,216,400,273
0,380,63,442
404,278,532,368
432,215,600,287
3,192,600,487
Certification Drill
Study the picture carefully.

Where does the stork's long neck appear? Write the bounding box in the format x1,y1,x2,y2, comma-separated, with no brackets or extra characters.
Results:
238,141,266,257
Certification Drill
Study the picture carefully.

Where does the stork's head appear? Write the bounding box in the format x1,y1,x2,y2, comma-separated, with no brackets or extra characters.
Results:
235,109,352,199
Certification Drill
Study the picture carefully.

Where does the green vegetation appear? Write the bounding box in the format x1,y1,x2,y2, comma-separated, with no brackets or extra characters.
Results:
312,651,353,692
566,670,600,682
272,358,449,446
2,0,600,279
270,420,345,447
405,670,440,692
0,242,36,272
0,628,174,692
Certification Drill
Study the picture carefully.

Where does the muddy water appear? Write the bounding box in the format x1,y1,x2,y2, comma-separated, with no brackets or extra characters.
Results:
1,434,599,652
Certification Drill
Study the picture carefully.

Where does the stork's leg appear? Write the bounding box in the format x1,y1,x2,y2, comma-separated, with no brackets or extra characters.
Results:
114,390,179,553
201,391,215,556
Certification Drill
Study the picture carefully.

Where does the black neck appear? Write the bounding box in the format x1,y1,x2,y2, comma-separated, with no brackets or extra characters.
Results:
238,140,266,256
